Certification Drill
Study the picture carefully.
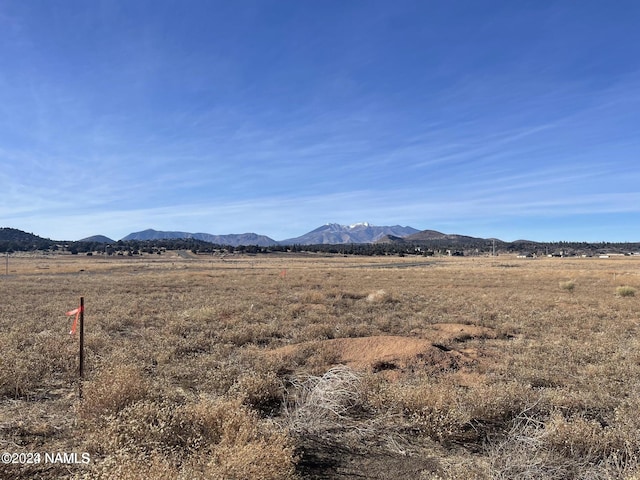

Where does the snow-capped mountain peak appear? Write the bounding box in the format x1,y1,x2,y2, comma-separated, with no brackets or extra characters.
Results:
280,223,419,244
349,222,371,228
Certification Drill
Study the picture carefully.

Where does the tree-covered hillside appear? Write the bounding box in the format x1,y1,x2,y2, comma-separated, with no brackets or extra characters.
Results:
0,228,56,252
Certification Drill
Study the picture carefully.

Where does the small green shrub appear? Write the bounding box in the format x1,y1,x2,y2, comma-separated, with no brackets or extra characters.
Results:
616,286,636,297
559,280,575,292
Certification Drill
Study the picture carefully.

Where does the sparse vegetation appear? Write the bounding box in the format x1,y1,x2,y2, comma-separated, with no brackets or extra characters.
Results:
2,252,640,478
616,285,637,297
559,279,576,292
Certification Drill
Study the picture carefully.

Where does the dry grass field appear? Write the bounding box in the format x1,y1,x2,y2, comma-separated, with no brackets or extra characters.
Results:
1,251,640,479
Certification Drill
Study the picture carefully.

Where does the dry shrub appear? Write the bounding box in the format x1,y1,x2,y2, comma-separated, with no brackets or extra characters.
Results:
366,289,394,303
0,329,76,398
85,397,296,479
179,305,219,323
229,370,283,415
284,367,439,476
382,381,536,446
299,290,327,304
285,365,364,435
337,322,377,338
158,344,244,395
79,364,149,420
298,322,336,341
334,290,367,301
287,301,306,319
436,457,491,480
83,454,178,480
544,412,628,463
467,383,538,436
613,397,640,449
486,413,576,480
390,382,472,445
320,288,366,306
483,392,640,479
559,280,576,292
0,349,43,398
218,322,279,347
485,408,640,480
207,438,297,480
282,341,342,373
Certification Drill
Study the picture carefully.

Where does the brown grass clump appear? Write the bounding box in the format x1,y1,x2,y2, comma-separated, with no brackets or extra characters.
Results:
0,328,76,398
79,364,150,419
376,379,536,447
229,370,283,415
559,279,576,292
285,365,364,434
365,289,394,303
85,397,296,479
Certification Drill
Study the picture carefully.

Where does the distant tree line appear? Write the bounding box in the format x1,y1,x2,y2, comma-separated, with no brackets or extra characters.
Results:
65,239,218,255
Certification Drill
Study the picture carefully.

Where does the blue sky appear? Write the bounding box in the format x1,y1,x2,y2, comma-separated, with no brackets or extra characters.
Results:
1,1,639,242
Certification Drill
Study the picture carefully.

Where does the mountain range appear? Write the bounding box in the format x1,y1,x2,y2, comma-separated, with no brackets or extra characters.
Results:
120,229,277,247
0,224,480,247
114,223,420,246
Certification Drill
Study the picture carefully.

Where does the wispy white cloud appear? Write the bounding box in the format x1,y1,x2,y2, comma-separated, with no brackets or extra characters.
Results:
12,179,639,242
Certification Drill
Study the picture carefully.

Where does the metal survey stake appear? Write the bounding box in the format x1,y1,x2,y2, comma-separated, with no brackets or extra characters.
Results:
79,297,84,399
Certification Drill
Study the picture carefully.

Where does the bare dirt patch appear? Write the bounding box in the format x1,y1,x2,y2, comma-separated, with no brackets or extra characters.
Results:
270,323,501,377
295,436,442,479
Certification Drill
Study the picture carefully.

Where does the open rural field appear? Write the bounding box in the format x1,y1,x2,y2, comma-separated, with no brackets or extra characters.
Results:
1,252,640,479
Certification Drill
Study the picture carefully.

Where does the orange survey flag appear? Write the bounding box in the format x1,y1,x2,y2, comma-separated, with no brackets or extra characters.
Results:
65,305,83,335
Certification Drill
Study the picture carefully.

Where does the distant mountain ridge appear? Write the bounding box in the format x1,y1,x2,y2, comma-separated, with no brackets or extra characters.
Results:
0,227,49,242
0,224,490,247
279,223,419,245
120,224,418,246
122,229,278,247
0,227,55,251
79,235,115,243
383,229,485,244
